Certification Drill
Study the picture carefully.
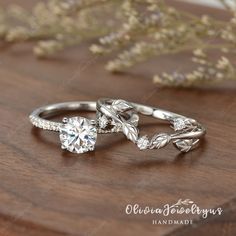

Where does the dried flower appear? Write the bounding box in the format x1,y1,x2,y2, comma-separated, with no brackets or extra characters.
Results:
193,49,206,58
216,56,230,70
0,0,236,87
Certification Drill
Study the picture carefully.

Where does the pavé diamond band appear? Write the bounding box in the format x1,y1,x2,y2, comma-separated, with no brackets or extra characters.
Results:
29,101,138,154
97,98,206,152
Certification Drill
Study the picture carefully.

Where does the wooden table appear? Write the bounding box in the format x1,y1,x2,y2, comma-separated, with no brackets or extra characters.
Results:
0,1,235,235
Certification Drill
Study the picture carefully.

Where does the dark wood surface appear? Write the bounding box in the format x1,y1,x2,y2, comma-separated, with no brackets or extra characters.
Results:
0,1,236,236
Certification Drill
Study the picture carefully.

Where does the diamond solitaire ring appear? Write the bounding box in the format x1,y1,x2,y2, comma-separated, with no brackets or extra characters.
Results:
97,98,206,153
29,101,138,154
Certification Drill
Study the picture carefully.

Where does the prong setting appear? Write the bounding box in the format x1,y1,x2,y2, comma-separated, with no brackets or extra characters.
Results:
62,117,68,124
59,117,97,154
61,144,66,150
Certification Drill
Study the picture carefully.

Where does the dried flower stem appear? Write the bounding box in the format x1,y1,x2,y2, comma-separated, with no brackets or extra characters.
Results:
0,0,236,86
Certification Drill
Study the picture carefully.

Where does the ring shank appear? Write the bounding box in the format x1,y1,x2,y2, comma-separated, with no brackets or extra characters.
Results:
132,103,185,121
29,101,96,131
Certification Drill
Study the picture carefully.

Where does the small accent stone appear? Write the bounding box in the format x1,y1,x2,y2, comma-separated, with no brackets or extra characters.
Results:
173,118,186,131
98,115,109,129
137,135,149,150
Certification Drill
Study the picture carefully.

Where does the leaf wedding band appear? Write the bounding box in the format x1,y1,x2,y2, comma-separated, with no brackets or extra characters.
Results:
29,99,206,154
97,98,206,153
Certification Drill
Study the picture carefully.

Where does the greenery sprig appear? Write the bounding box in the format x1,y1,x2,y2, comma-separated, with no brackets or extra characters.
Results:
0,0,236,87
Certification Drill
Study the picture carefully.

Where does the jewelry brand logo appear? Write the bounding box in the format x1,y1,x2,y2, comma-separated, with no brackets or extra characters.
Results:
125,199,223,225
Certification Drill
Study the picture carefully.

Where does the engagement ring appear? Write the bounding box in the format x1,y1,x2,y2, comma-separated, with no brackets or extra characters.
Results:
29,101,138,154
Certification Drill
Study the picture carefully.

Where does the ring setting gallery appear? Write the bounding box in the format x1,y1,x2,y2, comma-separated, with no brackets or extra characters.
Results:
29,99,206,154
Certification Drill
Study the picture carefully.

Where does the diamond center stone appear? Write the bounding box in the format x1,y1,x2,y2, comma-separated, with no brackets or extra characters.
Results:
59,117,97,154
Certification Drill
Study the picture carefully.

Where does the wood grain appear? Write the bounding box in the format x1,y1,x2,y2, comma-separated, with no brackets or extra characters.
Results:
0,1,236,236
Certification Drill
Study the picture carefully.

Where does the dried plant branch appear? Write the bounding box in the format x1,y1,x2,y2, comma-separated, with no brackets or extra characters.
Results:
0,0,236,87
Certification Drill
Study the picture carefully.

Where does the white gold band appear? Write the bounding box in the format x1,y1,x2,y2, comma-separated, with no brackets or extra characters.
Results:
97,98,206,152
29,101,96,132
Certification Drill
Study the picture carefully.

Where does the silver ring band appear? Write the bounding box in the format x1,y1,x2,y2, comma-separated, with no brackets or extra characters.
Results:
29,101,97,132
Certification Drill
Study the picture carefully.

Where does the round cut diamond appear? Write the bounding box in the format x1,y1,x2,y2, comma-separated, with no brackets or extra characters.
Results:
59,117,97,154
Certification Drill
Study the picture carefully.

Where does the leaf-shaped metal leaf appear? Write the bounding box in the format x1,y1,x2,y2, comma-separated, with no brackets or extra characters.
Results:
173,139,195,152
149,133,171,149
129,114,139,126
112,100,133,112
122,122,139,143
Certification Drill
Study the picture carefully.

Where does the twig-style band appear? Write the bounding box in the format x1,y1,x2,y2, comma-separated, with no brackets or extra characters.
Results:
97,98,206,152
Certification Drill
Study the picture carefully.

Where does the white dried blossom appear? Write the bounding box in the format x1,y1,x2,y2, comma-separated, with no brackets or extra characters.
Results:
201,15,210,25
193,49,206,58
90,44,105,54
216,57,230,70
34,40,63,57
0,0,235,87
6,27,29,42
